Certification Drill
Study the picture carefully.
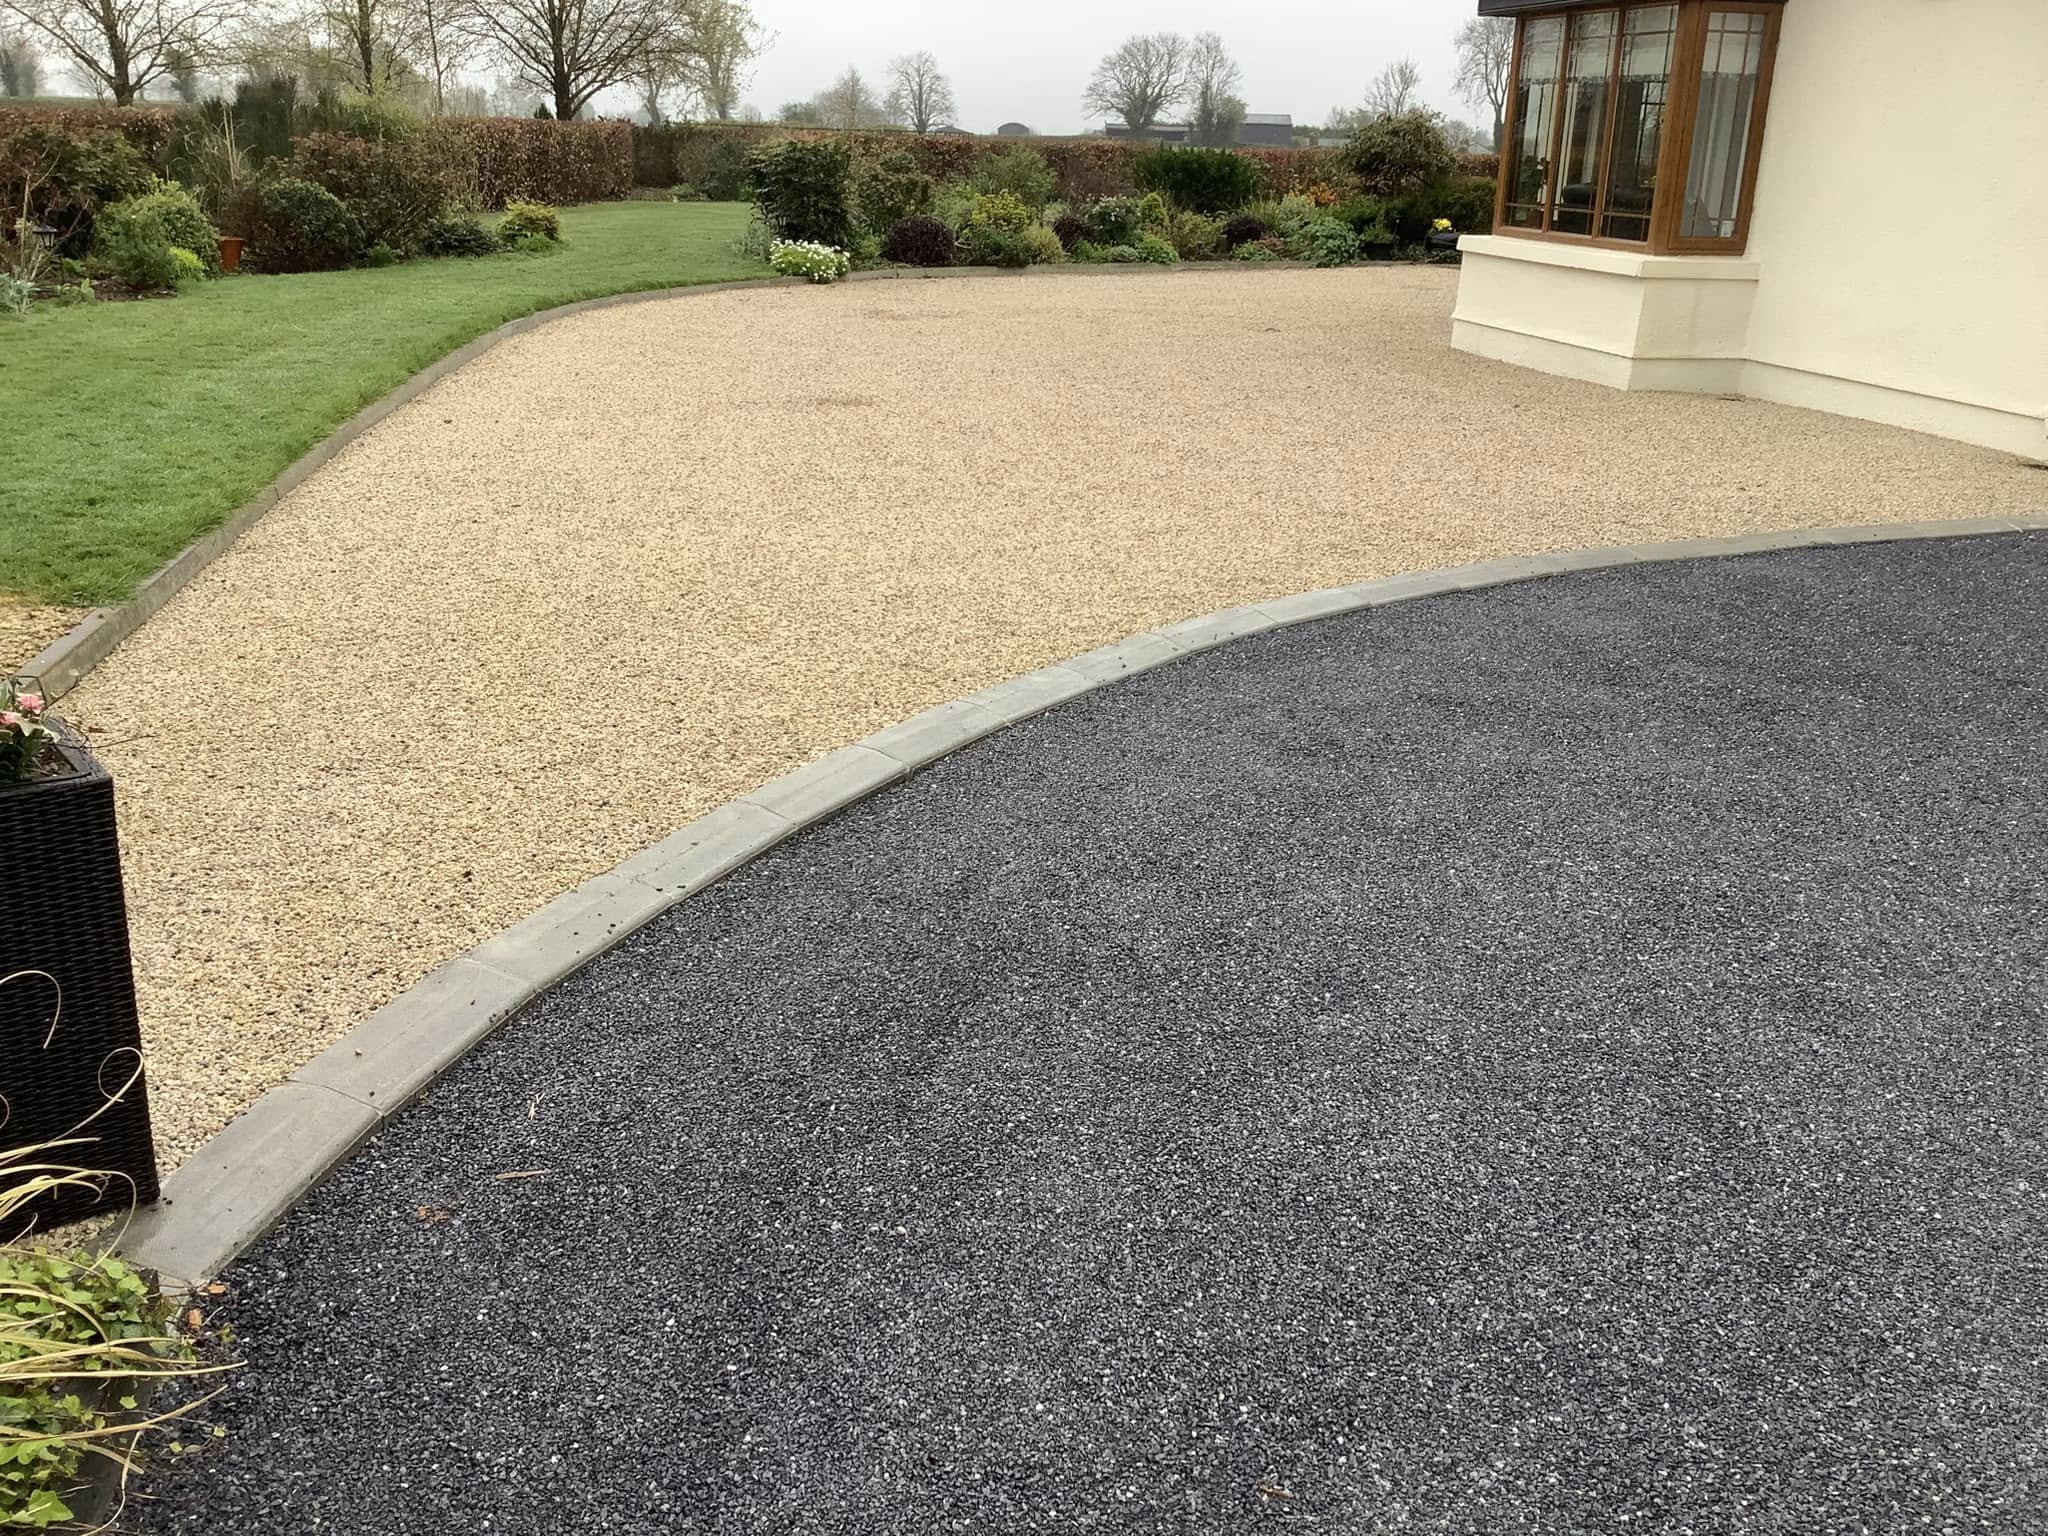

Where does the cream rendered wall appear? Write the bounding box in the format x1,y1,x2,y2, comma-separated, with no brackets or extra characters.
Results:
1739,0,2048,454
1450,0,2048,457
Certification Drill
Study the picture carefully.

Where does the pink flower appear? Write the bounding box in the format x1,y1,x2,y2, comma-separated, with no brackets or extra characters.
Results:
16,694,42,714
0,711,19,728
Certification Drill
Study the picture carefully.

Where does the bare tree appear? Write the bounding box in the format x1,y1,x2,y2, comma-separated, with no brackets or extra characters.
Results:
456,0,680,121
0,28,43,93
688,0,762,120
631,50,692,122
1364,56,1421,118
884,48,951,134
812,63,886,130
1452,16,1512,149
1083,31,1189,133
401,0,470,112
1185,30,1242,145
322,0,423,93
1,0,244,104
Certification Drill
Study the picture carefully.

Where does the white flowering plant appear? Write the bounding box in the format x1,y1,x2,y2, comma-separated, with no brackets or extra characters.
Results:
1,677,53,781
769,240,851,284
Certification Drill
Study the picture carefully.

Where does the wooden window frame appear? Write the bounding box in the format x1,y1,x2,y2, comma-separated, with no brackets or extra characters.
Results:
1490,0,1782,256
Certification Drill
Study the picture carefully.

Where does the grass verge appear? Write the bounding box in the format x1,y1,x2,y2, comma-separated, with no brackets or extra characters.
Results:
0,201,763,607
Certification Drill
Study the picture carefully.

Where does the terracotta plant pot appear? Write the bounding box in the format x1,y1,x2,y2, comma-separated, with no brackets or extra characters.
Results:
217,236,244,274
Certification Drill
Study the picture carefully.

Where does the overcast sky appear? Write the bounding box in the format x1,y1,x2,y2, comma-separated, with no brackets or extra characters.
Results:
737,0,1489,135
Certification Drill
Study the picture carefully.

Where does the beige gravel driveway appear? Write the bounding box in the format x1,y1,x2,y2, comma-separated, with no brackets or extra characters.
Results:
61,265,2045,1169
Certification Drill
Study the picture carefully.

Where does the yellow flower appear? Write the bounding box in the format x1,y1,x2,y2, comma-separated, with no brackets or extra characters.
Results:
1432,218,1452,232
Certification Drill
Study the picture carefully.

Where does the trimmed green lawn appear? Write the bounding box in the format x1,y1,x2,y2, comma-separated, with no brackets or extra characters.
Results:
0,201,764,606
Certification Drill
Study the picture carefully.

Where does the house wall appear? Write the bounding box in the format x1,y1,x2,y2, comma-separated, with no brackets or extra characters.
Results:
1738,0,2048,452
1452,0,2048,457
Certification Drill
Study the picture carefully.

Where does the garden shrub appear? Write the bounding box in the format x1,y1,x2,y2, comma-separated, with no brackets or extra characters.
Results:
1067,238,1103,263
1132,232,1178,264
1162,209,1222,259
1300,216,1361,266
670,182,704,201
1332,195,1391,234
700,137,752,201
1051,211,1088,250
320,91,420,144
769,238,850,283
498,199,560,242
247,176,363,271
91,200,181,289
0,124,153,254
881,213,954,266
291,131,459,253
746,138,854,247
1257,194,1322,243
965,189,1034,234
1132,146,1263,214
970,146,1056,211
363,241,399,266
1234,238,1283,262
1136,191,1169,231
959,221,1041,267
1345,111,1458,197
930,180,977,232
112,180,220,272
1102,243,1143,263
1082,195,1140,244
1018,224,1065,264
1,274,34,314
1219,213,1268,250
854,150,933,237
224,73,307,165
169,245,207,282
1392,175,1497,239
1457,151,1500,181
419,213,499,257
508,231,557,255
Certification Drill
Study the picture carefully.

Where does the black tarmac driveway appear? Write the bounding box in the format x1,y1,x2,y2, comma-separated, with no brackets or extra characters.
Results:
140,533,2048,1535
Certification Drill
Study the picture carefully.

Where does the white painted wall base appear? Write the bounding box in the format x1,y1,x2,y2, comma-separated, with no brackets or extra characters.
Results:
1450,318,1746,395
1736,362,2047,461
1451,236,2047,460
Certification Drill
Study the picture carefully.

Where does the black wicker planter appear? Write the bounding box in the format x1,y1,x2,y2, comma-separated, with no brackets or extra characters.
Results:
1,731,159,1229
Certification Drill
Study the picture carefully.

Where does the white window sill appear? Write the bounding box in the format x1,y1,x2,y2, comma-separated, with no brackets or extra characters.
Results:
1458,233,1761,282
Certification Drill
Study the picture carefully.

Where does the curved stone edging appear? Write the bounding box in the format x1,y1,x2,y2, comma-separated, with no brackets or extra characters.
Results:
113,513,2046,1293
22,259,1326,700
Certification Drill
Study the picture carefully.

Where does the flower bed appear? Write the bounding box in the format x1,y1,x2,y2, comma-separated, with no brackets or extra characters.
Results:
740,117,1496,280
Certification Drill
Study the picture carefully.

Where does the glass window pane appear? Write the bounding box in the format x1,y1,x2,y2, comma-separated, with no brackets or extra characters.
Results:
1504,17,1564,228
1547,9,1616,235
1600,5,1676,241
1681,11,1768,239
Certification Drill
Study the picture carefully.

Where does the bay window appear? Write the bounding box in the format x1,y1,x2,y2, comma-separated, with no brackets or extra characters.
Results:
1485,0,1782,254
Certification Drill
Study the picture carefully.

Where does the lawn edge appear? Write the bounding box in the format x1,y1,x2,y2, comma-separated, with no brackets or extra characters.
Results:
20,259,1330,699
115,515,2048,1293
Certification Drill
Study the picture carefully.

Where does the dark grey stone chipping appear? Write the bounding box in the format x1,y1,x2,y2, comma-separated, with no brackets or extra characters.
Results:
137,533,2048,1535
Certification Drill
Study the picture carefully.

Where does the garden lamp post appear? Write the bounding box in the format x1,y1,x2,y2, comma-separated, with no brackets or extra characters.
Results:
30,222,57,251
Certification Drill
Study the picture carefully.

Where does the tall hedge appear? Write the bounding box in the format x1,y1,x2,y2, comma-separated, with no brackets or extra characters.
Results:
633,122,1343,206
0,104,179,165
448,117,632,207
